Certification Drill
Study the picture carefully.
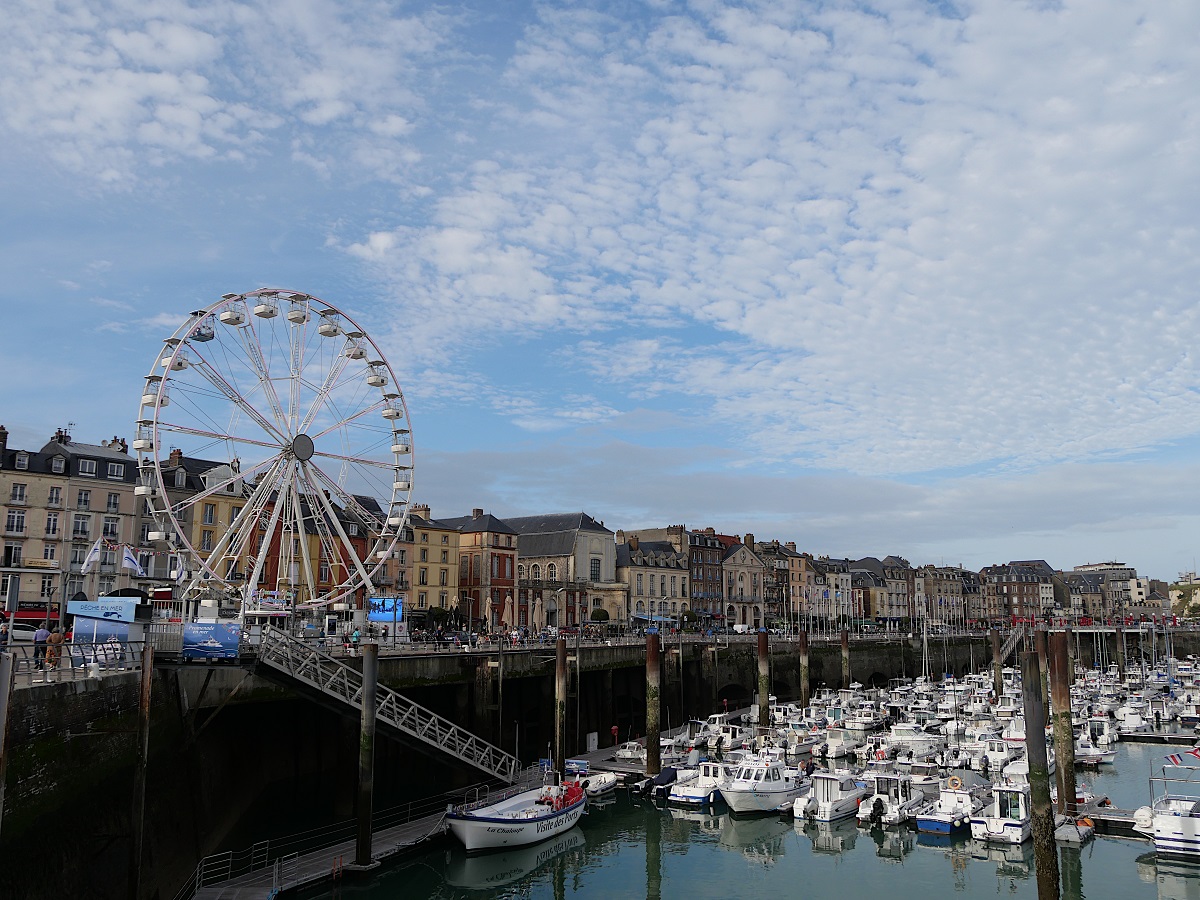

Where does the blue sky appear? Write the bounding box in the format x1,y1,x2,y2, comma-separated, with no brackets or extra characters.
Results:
3,0,1200,582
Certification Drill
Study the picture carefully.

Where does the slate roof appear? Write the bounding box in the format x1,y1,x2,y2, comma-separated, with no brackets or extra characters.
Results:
616,540,687,568
439,512,517,535
504,512,611,557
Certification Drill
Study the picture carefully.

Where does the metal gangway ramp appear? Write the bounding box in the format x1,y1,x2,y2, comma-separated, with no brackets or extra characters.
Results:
998,624,1026,663
255,626,519,783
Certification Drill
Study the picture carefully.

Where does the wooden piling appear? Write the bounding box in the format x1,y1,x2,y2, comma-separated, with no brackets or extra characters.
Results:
646,632,661,776
0,651,14,841
131,643,154,900
1021,649,1059,900
555,636,568,777
757,629,770,732
841,629,850,690
798,630,810,709
1050,630,1076,814
1115,626,1126,683
1035,626,1049,708
990,628,1003,699
355,642,379,867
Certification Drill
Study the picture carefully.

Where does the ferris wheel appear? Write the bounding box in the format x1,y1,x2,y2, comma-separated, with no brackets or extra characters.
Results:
133,289,412,611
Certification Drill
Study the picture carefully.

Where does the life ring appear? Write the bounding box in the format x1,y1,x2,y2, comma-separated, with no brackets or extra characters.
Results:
947,776,964,790
875,749,887,761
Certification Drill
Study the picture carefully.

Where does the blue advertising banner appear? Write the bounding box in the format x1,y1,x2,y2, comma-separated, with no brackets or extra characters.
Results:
67,597,139,623
182,622,242,660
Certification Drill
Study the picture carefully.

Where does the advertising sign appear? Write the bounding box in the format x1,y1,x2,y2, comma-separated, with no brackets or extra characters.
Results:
182,622,242,660
67,597,139,624
367,595,409,643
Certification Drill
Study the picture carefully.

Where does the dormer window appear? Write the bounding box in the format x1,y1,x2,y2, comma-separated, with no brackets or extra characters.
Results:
174,469,186,488
15,453,28,470
78,459,96,477
348,523,358,536
51,457,64,474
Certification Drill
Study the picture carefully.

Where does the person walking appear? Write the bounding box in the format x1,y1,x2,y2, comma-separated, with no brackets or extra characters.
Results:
350,627,360,656
46,627,65,669
33,623,51,669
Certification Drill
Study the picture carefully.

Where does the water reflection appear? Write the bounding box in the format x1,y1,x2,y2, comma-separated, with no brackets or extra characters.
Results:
868,825,915,863
1137,853,1200,900
799,818,860,854
444,829,585,891
718,813,790,865
970,839,1035,880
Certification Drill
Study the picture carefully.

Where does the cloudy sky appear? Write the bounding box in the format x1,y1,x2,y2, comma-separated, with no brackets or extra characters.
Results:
3,0,1199,581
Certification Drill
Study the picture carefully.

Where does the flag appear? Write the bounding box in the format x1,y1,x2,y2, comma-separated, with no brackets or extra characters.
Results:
1189,748,1200,763
80,537,103,575
1167,752,1184,766
121,545,146,577
173,556,187,584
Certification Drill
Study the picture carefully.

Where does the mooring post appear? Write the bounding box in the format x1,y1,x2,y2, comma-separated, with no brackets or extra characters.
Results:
646,631,662,776
1035,626,1049,708
757,629,770,734
1050,630,1077,814
355,641,379,868
798,630,810,708
554,636,568,777
840,629,850,690
1022,649,1059,900
990,627,1003,699
1115,626,1126,683
131,643,154,900
0,651,14,841
1065,625,1075,685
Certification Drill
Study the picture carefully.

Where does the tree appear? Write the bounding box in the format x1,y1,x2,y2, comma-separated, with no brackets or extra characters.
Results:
590,608,610,621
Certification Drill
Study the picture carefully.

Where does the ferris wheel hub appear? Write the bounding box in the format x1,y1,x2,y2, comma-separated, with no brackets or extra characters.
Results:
291,433,315,461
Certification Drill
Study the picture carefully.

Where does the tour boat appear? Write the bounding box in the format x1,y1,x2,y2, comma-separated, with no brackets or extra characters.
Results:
721,756,809,816
446,780,586,852
798,771,868,822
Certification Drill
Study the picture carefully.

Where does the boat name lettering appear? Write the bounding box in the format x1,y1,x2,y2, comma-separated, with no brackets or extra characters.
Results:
485,827,522,834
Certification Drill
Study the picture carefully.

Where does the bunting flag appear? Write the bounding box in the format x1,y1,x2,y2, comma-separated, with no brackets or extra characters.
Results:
121,544,147,577
79,536,103,574
1166,752,1184,766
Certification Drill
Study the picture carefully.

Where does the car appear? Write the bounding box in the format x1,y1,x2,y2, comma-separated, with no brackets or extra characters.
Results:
6,622,39,642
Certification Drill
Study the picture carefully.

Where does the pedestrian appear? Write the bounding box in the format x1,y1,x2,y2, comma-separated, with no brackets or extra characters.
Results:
342,629,351,654
0,622,9,650
34,623,51,669
611,724,619,747
351,627,360,656
318,628,326,651
47,627,65,669
382,624,389,642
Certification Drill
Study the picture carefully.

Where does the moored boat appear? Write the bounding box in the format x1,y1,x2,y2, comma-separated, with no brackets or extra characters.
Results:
447,780,586,852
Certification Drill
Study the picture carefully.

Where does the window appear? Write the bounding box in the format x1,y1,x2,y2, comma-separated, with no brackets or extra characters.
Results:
547,563,557,580
140,553,152,574
45,512,58,536
98,576,115,594
319,559,331,582
670,575,677,597
441,534,448,544
15,453,28,470
48,486,61,507
76,490,90,510
230,506,242,525
203,503,215,525
106,492,120,513
51,457,65,474
531,564,541,581
518,564,525,579
590,558,601,581
10,483,26,503
43,543,55,561
420,531,428,542
5,510,25,534
420,548,428,562
174,469,186,488
78,459,96,476
72,514,90,538
419,567,428,585
505,556,511,578
440,550,448,563
471,554,480,579
201,531,213,551
439,590,448,606
418,591,427,608
439,569,447,586
593,597,602,608
4,543,21,567
107,462,125,478
660,575,666,596
103,517,119,539
40,575,55,597
348,523,359,536
101,549,115,567
636,573,643,595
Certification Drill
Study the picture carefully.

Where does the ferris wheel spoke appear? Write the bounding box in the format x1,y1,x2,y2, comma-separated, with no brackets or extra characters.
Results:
157,422,285,455
238,322,291,435
308,399,388,441
310,447,399,471
187,352,289,442
303,459,389,534
298,352,352,435
301,461,376,590
285,473,321,606
182,456,287,577
245,461,297,599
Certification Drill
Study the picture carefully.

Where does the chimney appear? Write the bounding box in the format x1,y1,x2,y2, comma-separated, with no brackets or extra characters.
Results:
471,507,484,519
411,503,431,521
785,542,796,552
629,535,639,551
115,436,128,453
168,448,184,467
0,425,7,463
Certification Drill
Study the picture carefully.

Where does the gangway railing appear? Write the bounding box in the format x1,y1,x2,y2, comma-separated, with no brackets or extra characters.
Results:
255,626,519,783
998,625,1025,663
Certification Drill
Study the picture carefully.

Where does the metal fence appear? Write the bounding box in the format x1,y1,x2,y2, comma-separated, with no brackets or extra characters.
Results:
2,640,146,688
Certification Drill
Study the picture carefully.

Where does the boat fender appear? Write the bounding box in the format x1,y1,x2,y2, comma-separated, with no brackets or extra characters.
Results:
1076,817,1093,829
947,776,964,790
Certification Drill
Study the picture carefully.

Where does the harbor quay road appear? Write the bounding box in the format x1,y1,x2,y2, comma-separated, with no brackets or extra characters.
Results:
0,624,1194,899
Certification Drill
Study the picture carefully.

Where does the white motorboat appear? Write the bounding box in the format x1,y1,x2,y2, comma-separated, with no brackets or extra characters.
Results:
1073,733,1117,766
970,783,1031,845
566,771,619,796
722,755,809,816
903,759,942,798
915,776,985,835
820,726,863,759
856,771,925,827
615,741,645,761
446,780,586,852
667,756,744,807
1134,761,1200,860
887,722,941,759
798,771,868,822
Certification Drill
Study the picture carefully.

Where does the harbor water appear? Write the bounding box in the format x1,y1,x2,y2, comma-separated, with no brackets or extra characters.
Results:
301,740,1198,900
